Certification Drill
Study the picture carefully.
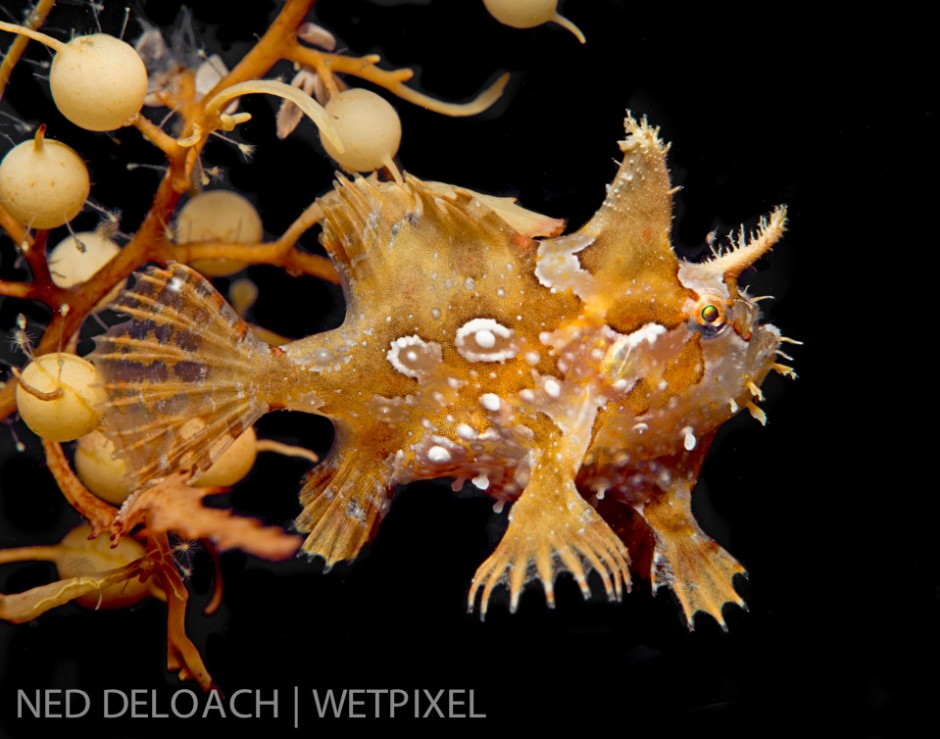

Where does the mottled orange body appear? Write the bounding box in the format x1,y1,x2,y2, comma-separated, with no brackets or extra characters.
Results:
91,115,792,627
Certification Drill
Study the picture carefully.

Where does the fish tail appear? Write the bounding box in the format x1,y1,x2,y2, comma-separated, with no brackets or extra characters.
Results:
90,263,282,490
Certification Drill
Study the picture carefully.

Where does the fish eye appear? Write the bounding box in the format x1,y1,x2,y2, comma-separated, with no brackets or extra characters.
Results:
700,304,720,324
691,296,727,335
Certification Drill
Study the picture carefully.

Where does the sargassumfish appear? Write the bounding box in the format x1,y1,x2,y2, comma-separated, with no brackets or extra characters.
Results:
91,114,794,626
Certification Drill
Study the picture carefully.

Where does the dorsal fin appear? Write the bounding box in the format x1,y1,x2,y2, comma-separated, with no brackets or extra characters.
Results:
550,113,692,332
318,173,536,309
577,113,676,278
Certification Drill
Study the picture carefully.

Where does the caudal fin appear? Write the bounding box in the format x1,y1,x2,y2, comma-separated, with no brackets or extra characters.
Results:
91,263,278,491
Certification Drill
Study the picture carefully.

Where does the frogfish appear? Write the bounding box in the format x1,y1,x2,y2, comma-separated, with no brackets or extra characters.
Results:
90,114,794,627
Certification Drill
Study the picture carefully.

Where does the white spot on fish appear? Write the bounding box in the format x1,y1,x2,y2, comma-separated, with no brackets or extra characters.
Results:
472,473,490,490
543,378,561,398
474,329,496,349
682,426,696,451
480,393,501,412
625,322,666,349
455,318,517,363
386,335,443,380
456,423,476,439
534,233,598,300
427,445,452,463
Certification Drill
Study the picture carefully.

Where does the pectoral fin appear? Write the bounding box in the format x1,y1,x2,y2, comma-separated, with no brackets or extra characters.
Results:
637,482,746,630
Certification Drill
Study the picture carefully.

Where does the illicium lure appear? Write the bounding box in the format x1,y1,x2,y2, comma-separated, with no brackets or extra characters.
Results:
91,114,794,627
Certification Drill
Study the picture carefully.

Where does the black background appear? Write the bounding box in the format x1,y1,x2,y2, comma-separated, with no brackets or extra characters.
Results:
0,0,933,736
